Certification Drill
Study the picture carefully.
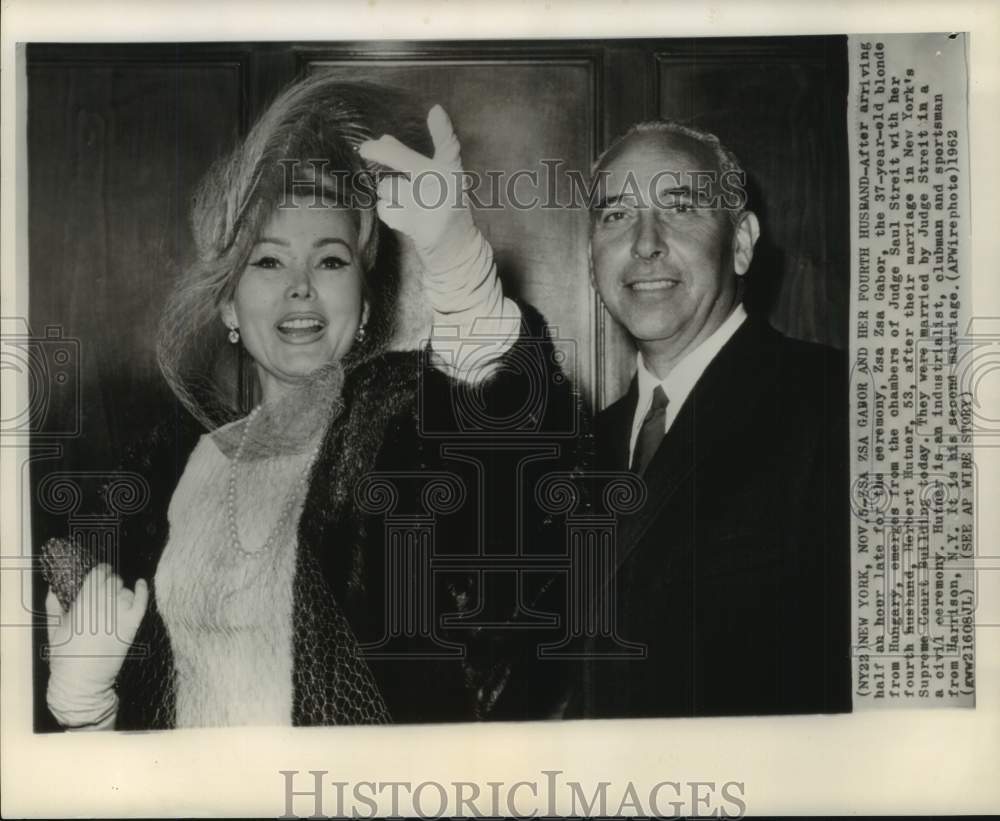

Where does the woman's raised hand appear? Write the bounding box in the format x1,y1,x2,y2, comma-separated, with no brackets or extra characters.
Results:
359,104,473,256
45,564,148,729
360,106,520,382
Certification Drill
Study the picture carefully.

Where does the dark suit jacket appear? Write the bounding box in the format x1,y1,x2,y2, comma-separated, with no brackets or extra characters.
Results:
582,316,851,717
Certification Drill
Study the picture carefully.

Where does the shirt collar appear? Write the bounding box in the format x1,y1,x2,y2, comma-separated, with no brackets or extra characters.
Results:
635,302,748,413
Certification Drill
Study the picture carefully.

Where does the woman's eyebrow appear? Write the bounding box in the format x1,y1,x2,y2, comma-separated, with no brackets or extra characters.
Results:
313,238,352,250
252,237,352,250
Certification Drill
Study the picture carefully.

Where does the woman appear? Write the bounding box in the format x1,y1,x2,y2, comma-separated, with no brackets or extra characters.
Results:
44,75,580,730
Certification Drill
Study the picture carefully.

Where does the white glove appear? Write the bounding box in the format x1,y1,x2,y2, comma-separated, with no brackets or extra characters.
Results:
359,105,521,382
45,564,148,730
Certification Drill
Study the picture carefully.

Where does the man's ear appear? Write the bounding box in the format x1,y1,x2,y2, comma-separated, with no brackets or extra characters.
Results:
732,210,760,277
220,301,237,329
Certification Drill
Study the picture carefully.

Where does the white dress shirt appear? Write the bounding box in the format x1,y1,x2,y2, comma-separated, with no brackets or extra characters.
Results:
628,303,748,466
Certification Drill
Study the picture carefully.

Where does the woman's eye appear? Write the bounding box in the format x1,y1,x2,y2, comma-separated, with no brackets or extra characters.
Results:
250,256,281,270
318,255,349,270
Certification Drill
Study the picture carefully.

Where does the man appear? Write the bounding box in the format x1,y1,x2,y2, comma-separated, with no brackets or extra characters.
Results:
582,121,851,717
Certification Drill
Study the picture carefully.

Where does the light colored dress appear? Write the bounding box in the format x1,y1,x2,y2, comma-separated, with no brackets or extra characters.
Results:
155,429,315,728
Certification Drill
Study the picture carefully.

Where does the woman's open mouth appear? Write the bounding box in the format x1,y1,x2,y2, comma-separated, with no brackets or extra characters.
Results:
276,313,327,341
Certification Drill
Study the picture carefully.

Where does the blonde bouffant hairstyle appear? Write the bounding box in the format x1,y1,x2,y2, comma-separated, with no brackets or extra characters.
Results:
157,74,433,430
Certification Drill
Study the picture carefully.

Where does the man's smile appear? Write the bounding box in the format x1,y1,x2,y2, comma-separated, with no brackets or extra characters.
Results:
624,277,681,293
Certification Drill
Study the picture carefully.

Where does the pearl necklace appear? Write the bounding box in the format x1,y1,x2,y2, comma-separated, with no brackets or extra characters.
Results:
226,405,322,560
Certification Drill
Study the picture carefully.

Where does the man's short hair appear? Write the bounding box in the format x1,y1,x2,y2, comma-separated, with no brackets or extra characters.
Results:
590,119,749,225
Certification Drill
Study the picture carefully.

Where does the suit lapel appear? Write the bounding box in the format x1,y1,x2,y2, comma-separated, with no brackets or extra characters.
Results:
610,317,778,571
597,377,638,470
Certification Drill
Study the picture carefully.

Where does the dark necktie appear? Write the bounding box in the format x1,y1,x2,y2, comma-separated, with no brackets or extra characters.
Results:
630,385,669,474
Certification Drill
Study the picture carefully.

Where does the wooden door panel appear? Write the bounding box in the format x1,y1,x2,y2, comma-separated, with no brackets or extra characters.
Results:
28,60,244,470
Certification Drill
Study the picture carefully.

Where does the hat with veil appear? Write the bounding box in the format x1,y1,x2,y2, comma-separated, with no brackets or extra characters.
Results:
156,74,436,453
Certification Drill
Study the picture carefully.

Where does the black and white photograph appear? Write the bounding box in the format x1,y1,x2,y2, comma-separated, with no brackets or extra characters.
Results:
2,1,998,818
26,33,853,732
